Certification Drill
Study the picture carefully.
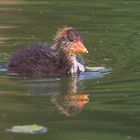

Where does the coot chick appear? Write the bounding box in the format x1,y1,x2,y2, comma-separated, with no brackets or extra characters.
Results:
8,27,88,77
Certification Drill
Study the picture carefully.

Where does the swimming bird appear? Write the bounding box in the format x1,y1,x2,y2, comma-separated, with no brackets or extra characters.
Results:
8,27,88,77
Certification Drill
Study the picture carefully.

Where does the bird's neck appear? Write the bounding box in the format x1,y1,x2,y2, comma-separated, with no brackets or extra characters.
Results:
66,53,78,75
53,43,85,75
66,53,77,63
65,53,85,75
53,43,76,61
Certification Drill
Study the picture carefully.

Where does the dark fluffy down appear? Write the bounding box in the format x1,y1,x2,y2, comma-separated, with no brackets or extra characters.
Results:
8,43,71,77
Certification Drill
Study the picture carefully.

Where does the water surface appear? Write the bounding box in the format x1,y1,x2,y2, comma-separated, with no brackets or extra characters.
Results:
0,0,140,140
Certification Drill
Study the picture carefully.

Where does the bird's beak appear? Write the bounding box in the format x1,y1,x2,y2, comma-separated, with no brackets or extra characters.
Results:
74,41,88,54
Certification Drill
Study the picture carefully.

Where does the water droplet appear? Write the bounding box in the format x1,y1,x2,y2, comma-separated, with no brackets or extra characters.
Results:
132,104,136,108
35,25,39,29
121,24,125,26
124,94,128,98
40,11,43,14
115,131,119,135
105,29,108,32
99,40,103,43
125,2,129,5
18,8,22,12
106,89,111,91
31,35,34,39
126,136,132,139
97,80,99,83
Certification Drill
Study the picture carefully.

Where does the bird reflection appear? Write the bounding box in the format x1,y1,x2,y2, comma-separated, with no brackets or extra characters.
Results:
52,77,89,116
23,77,89,116
52,92,89,116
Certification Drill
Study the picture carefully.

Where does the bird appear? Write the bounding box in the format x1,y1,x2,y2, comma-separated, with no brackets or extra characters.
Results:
8,26,88,77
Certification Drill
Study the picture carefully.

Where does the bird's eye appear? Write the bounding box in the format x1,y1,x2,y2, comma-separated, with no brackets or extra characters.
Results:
69,38,74,42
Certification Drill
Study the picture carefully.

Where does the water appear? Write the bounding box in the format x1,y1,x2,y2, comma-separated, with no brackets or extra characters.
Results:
0,0,140,139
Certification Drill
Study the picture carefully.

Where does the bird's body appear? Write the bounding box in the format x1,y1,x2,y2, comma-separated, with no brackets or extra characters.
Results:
8,43,71,77
8,27,88,77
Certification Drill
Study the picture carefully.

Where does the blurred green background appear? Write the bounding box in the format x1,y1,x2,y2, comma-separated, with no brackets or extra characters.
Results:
0,0,140,140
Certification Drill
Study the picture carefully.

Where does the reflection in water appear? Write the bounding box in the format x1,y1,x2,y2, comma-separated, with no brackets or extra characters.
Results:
23,77,89,116
52,93,89,116
0,65,111,116
1,68,110,116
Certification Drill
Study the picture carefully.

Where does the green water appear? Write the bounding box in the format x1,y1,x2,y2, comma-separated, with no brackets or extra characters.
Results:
0,0,140,139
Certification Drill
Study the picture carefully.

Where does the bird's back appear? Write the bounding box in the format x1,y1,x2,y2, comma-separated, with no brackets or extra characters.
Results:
8,43,71,77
